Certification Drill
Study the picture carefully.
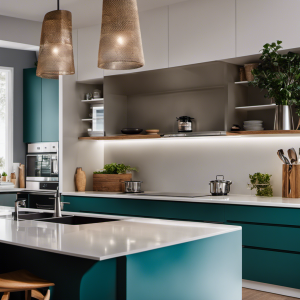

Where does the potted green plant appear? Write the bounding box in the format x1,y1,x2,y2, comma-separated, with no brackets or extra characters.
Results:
250,41,300,130
2,172,7,182
248,173,273,197
93,163,138,192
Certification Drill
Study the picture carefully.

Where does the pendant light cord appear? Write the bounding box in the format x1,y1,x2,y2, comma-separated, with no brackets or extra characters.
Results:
57,0,60,10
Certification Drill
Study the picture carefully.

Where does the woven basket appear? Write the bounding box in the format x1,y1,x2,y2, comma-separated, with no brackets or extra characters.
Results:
93,174,132,192
244,63,259,82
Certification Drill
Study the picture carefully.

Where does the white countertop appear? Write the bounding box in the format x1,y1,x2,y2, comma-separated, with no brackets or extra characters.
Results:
0,188,24,193
0,206,240,261
0,188,56,193
62,191,300,208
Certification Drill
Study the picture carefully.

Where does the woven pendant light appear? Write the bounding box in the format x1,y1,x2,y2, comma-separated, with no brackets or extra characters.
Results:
98,0,145,70
37,0,75,79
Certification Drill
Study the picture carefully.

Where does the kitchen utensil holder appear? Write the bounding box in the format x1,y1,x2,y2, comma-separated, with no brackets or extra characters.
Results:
282,164,300,198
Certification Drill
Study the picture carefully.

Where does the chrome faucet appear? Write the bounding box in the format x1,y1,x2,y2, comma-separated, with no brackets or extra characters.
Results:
14,199,26,221
51,188,69,218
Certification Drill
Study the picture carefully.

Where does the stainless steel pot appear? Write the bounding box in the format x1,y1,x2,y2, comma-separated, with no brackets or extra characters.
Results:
209,175,232,196
124,181,143,193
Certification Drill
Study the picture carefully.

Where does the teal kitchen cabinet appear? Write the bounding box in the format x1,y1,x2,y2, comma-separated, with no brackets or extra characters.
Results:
62,196,225,223
225,204,300,289
23,68,42,143
23,68,59,143
243,247,300,289
41,78,59,142
62,197,300,290
0,193,17,207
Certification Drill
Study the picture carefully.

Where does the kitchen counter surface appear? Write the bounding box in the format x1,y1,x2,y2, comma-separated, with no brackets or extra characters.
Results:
0,188,24,193
0,206,240,261
62,191,300,208
0,188,56,193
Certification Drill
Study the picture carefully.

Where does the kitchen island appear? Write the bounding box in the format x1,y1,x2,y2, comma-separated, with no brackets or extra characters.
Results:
0,207,242,300
60,192,300,298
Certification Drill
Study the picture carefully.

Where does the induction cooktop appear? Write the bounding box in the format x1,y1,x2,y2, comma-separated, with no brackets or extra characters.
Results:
134,192,210,198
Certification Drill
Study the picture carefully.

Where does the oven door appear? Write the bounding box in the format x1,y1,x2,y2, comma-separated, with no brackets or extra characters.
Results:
26,154,58,182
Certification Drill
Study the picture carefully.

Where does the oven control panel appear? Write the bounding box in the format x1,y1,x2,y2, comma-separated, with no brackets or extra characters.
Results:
40,182,59,190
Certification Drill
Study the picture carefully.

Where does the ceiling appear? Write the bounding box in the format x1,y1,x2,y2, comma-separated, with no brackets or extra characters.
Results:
0,0,189,29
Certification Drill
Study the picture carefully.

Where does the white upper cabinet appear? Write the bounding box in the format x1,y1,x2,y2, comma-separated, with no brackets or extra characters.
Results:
104,6,169,77
77,25,104,82
168,0,236,68
237,0,300,57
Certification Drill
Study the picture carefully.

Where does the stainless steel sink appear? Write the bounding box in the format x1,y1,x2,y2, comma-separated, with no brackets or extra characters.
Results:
13,212,55,220
39,216,119,225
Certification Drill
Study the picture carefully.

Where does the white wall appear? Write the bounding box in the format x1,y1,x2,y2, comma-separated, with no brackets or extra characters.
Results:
104,136,300,196
60,30,105,192
0,15,41,46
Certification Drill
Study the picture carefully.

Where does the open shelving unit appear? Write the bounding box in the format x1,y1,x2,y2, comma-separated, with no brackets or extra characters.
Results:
77,60,300,141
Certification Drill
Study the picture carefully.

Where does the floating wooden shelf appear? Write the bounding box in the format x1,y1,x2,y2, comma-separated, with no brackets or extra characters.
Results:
81,99,104,103
79,134,161,140
234,81,249,85
82,118,104,122
227,130,300,136
235,104,276,111
79,131,300,140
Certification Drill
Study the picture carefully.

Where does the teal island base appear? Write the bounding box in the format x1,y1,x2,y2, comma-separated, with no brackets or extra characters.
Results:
0,231,241,300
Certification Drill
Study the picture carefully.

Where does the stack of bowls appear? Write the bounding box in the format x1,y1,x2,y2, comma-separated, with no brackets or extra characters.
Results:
243,120,264,131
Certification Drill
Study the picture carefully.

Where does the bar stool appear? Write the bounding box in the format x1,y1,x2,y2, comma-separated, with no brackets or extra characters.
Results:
0,270,54,300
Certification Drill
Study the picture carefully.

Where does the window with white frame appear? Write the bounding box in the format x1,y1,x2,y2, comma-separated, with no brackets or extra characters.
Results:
0,68,13,176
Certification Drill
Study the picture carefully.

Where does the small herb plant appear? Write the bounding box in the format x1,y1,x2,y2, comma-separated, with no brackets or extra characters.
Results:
250,41,300,106
1,172,7,177
0,157,4,170
94,163,138,175
249,172,273,197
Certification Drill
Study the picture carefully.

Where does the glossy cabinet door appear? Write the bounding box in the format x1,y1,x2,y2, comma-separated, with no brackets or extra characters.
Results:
168,0,235,68
23,68,59,143
0,193,17,207
236,0,300,57
42,78,59,142
77,25,104,82
23,68,42,143
63,196,226,223
104,6,169,77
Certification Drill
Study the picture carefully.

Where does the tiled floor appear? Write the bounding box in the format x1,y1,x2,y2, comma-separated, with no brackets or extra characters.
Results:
243,288,299,300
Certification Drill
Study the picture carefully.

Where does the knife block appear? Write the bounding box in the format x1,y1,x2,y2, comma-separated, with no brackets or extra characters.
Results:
282,164,300,198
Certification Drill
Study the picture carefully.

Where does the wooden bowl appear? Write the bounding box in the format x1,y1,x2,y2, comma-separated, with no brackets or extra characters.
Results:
146,129,160,135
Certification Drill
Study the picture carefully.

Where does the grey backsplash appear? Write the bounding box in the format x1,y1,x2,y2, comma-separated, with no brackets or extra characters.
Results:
104,136,300,197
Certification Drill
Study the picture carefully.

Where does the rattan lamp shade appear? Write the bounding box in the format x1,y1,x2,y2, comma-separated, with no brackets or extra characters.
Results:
98,0,145,70
36,10,75,79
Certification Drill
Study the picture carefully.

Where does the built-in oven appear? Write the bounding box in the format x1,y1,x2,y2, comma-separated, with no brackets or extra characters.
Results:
26,142,59,190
